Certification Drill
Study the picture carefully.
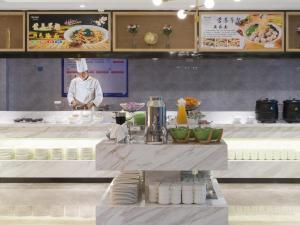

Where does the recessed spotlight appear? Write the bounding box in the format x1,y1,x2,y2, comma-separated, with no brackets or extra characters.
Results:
234,0,241,2
189,4,196,8
79,4,86,8
152,0,163,6
177,9,187,20
204,0,215,9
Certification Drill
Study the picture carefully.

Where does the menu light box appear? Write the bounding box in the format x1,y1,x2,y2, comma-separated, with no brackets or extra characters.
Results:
62,58,128,98
27,12,111,52
199,12,284,52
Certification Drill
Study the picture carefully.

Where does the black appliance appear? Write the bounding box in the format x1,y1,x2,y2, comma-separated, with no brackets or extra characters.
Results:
283,98,300,123
255,98,278,123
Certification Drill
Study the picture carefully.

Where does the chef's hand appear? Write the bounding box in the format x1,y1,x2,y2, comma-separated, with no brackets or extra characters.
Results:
71,100,78,109
85,102,94,110
71,99,83,109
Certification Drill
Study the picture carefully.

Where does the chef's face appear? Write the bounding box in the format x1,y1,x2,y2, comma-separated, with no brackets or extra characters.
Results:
79,71,89,80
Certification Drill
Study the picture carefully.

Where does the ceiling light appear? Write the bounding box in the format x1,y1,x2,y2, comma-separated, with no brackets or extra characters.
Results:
79,4,86,8
204,0,215,9
189,4,196,8
177,9,187,20
234,0,241,2
152,0,163,6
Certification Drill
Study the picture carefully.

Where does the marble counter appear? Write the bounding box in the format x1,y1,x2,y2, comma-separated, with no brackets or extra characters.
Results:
96,141,228,171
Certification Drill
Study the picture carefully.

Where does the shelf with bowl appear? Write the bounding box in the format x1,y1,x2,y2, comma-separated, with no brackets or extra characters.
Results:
113,12,197,52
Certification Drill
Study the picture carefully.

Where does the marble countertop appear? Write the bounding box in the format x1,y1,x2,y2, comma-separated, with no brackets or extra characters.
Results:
0,111,299,139
96,140,228,171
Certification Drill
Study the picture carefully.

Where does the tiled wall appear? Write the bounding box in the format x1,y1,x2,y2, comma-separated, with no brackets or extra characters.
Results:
1,57,300,111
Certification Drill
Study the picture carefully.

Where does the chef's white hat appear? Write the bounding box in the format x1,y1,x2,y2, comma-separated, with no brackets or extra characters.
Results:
76,58,88,73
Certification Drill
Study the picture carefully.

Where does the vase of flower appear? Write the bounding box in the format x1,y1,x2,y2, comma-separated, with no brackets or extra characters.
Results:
127,24,140,48
162,25,173,49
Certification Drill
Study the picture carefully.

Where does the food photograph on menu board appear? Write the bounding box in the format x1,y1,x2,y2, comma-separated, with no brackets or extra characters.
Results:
27,12,111,51
199,12,284,51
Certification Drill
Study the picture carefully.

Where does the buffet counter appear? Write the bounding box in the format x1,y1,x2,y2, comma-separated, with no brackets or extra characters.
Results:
0,111,116,178
0,111,299,179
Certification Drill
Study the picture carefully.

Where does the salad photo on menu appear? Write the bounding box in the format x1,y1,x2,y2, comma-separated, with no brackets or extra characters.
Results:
199,12,284,51
27,12,111,51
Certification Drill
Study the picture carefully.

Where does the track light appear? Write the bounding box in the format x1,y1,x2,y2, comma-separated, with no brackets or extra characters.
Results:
177,9,187,20
204,0,215,9
152,0,163,6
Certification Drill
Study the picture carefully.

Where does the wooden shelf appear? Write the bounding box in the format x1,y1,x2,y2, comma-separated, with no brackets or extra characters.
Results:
113,12,197,52
0,12,25,52
286,12,300,52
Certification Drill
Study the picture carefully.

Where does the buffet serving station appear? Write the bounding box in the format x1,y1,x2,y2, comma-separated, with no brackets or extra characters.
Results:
0,111,299,180
96,139,228,225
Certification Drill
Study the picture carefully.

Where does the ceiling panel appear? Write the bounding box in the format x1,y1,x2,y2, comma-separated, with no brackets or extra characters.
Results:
0,0,300,10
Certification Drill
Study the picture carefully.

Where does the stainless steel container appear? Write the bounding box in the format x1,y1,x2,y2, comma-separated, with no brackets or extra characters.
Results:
145,96,167,143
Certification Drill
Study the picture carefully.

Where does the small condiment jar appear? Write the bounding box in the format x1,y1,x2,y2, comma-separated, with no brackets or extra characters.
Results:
182,182,193,204
170,183,182,205
193,182,207,204
148,182,160,203
158,183,170,205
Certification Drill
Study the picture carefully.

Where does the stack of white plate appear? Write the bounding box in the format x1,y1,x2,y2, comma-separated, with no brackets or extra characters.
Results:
110,172,141,205
80,148,94,160
35,148,49,160
51,148,64,160
66,148,78,160
15,148,32,160
0,148,13,160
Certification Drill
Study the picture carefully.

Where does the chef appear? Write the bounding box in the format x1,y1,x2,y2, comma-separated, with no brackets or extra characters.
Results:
68,58,103,110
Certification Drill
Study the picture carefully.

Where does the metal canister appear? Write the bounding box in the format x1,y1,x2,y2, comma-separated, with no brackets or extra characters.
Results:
145,96,167,143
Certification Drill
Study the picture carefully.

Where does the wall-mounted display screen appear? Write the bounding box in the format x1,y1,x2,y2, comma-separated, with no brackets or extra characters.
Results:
27,12,111,52
62,58,128,97
199,12,284,52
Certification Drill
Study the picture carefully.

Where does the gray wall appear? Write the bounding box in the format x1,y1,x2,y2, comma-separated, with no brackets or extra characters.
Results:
0,59,7,110
1,57,300,111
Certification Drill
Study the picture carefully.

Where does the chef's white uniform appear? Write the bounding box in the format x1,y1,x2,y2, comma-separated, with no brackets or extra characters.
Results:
67,58,103,109
67,76,103,108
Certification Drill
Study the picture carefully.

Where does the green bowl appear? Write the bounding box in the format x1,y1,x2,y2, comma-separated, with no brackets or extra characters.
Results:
212,128,223,140
189,129,195,139
134,112,146,126
169,127,190,140
193,127,212,141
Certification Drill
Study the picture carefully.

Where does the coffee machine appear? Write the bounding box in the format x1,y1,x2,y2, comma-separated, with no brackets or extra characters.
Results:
145,96,167,144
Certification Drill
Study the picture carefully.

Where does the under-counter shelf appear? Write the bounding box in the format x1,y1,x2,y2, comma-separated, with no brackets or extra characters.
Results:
97,179,227,225
0,160,118,178
215,160,300,179
0,12,25,52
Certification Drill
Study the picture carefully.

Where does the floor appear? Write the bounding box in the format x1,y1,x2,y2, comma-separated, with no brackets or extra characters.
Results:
0,183,299,225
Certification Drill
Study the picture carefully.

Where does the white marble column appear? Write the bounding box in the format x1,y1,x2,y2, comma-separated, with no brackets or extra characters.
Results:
0,59,7,110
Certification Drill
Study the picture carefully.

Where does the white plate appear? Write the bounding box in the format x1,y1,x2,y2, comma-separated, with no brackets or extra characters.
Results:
64,25,109,46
